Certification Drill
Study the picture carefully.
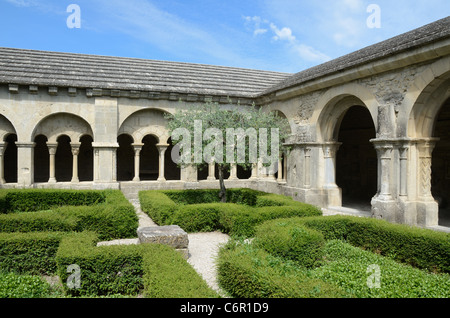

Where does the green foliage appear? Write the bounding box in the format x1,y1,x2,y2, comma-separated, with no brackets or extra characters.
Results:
56,232,144,297
300,215,450,273
0,210,78,233
1,189,106,213
139,189,321,237
217,240,347,298
0,272,54,298
56,232,217,298
138,190,178,225
143,244,218,298
0,190,138,241
165,101,291,170
169,203,224,233
0,232,65,275
310,240,450,298
254,219,325,268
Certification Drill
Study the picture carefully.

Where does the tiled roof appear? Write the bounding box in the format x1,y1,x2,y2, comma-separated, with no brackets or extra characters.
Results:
263,16,450,95
0,16,449,99
0,47,291,98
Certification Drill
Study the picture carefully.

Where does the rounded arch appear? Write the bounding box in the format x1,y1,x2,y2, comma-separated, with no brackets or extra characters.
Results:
406,60,450,138
312,83,379,142
263,106,295,135
32,112,93,143
0,114,17,142
118,108,171,144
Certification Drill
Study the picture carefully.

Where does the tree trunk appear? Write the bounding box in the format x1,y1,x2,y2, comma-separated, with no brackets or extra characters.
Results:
218,165,227,203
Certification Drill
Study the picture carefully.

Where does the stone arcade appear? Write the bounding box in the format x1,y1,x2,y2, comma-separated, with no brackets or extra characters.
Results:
1,17,449,231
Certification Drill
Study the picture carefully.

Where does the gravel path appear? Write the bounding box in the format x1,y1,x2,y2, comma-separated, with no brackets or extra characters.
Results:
187,232,229,294
123,198,230,294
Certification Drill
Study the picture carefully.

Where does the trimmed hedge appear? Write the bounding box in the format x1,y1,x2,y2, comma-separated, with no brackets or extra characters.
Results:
0,190,138,241
0,232,65,275
298,215,450,273
56,231,218,298
139,189,322,237
254,219,325,268
56,231,144,297
143,244,219,298
217,240,347,298
1,189,106,213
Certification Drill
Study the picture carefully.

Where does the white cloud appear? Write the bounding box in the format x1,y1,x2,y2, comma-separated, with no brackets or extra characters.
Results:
5,0,36,6
270,23,296,42
244,17,330,63
294,44,331,63
244,16,269,36
254,28,268,36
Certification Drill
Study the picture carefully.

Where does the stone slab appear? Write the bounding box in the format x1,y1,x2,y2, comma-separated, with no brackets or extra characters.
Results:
137,225,189,249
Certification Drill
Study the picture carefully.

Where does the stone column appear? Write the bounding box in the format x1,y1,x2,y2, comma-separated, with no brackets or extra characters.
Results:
303,147,312,189
47,142,58,183
132,143,143,182
399,145,409,198
277,155,284,183
415,138,439,227
374,143,394,201
71,143,81,183
322,142,341,188
250,163,258,180
0,143,7,184
92,142,119,185
228,163,238,180
417,139,437,201
207,162,216,180
16,142,36,187
157,144,169,182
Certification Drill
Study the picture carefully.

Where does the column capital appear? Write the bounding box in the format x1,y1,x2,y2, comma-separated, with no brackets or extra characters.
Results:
322,142,342,158
156,143,170,152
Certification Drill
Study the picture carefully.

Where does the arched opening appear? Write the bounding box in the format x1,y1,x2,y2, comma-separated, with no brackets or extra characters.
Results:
336,106,377,210
55,135,72,182
237,165,252,179
4,134,17,183
197,163,209,180
79,135,94,182
34,135,49,182
140,135,159,181
117,134,134,181
165,137,181,181
431,97,450,227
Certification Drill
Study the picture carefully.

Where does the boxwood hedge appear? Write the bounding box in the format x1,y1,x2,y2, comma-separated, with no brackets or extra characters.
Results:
0,189,106,213
56,231,218,297
218,216,450,298
139,189,322,237
0,190,138,241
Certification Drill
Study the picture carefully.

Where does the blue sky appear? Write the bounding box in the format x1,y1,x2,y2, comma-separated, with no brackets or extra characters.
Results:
1,0,449,73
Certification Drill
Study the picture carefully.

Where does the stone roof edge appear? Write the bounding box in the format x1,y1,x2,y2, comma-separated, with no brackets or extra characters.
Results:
260,16,450,100
2,83,260,106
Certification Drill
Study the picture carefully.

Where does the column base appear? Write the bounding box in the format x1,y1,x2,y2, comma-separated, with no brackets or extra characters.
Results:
417,200,439,227
371,196,398,223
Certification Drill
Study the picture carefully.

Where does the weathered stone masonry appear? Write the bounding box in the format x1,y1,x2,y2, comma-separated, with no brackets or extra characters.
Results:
0,17,449,230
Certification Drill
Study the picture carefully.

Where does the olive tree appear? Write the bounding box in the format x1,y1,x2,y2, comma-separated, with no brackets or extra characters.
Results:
165,101,290,202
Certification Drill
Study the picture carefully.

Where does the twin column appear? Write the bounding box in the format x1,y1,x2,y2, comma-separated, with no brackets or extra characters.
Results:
132,143,168,182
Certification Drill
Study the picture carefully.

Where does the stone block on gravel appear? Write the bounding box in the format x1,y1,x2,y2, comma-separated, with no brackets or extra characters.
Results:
137,225,189,249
